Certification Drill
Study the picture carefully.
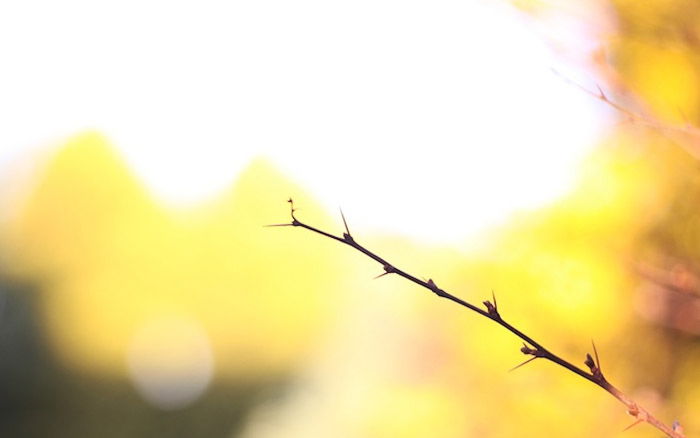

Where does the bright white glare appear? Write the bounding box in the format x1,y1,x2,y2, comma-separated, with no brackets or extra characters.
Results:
0,0,603,243
127,317,214,410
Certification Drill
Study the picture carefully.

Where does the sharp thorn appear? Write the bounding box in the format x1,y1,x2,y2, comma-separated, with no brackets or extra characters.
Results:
596,84,606,100
622,419,643,432
509,356,538,372
340,208,351,236
265,223,294,227
373,271,390,280
592,340,601,369
492,290,497,309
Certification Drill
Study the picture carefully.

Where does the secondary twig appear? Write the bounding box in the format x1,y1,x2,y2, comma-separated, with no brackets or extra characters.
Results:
553,70,700,160
269,199,685,438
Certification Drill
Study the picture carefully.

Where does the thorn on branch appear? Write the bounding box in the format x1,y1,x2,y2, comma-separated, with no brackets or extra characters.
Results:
584,353,600,378
426,278,447,298
340,211,353,242
483,300,497,316
584,341,606,382
511,343,545,371
426,278,444,296
596,83,607,101
374,264,396,280
509,356,538,372
483,290,500,318
622,419,643,432
339,208,354,242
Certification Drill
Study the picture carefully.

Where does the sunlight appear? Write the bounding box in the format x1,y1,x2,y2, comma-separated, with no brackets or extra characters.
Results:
0,0,604,243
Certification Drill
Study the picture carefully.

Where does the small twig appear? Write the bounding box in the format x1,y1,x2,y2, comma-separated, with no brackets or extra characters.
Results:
553,70,700,159
270,199,685,438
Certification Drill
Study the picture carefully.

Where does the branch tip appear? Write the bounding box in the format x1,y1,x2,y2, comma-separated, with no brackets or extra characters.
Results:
287,197,299,220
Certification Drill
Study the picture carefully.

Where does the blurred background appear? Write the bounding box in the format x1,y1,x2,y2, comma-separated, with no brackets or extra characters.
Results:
1,0,700,436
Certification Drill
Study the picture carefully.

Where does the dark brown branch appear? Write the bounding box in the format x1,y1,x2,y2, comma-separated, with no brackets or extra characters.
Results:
271,199,685,438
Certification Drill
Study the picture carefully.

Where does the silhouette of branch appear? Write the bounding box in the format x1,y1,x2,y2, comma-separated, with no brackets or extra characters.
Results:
270,199,685,438
553,70,700,160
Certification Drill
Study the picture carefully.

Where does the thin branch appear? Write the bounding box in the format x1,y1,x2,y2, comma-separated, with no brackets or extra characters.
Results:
271,199,685,438
553,70,700,159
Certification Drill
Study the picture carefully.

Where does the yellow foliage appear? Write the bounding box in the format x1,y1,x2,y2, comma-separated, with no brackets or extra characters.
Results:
3,132,353,378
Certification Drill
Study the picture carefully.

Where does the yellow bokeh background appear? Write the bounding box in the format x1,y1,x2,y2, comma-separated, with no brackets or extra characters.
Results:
3,1,700,437
0,128,695,437
2,132,359,377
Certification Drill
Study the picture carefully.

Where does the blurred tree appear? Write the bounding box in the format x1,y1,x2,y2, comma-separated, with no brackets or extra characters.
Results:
0,271,281,438
0,133,358,437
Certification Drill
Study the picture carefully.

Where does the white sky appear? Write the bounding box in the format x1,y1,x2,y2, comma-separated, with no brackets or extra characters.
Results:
0,0,605,243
